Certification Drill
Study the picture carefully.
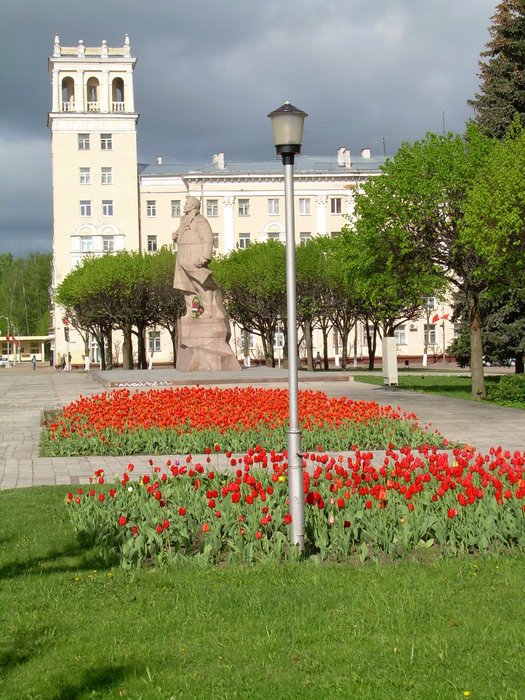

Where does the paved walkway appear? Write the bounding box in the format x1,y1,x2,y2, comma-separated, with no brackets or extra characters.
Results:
0,361,523,490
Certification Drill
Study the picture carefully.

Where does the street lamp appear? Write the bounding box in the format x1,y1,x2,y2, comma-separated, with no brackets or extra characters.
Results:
268,101,307,550
1,314,11,368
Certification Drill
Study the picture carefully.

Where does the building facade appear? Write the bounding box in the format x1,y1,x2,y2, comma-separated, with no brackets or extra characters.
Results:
48,36,455,368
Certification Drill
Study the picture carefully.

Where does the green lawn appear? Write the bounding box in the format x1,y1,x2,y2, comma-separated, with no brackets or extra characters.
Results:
354,373,525,408
1,486,524,699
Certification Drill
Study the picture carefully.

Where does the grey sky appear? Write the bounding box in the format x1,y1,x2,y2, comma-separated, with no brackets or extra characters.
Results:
0,0,496,257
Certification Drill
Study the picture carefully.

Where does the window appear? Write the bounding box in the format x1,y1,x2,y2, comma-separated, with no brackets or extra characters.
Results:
102,200,113,216
80,200,91,216
300,232,311,246
100,133,113,150
242,332,256,353
239,232,251,249
78,133,90,150
30,342,39,353
363,325,376,346
101,167,112,184
207,199,219,217
79,167,91,184
87,83,98,103
268,198,280,215
213,233,219,250
424,296,436,311
424,324,437,345
268,231,280,241
273,330,285,349
238,198,250,216
148,331,161,353
147,235,157,252
103,236,114,252
330,231,341,238
299,198,311,215
147,200,157,217
171,200,181,217
394,325,407,345
80,236,93,252
330,197,342,214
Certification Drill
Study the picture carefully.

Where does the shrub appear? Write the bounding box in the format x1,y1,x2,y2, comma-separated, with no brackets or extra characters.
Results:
488,374,525,406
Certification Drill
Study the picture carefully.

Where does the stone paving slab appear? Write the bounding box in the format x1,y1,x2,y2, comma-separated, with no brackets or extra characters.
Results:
0,361,524,490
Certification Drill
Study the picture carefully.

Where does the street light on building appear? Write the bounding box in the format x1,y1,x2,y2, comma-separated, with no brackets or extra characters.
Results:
268,101,307,550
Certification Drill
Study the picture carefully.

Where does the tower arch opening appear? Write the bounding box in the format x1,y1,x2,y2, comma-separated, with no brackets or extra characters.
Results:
112,77,125,111
86,77,100,111
61,76,75,111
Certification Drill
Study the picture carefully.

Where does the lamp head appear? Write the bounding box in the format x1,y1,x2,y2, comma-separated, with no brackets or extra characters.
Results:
268,101,307,156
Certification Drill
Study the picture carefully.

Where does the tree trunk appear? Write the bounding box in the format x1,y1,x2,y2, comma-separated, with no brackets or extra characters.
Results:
341,327,350,370
97,324,106,370
467,288,486,399
322,326,329,370
122,322,133,369
262,331,274,367
365,321,377,370
515,354,524,374
304,321,313,371
137,326,147,369
105,327,113,369
170,327,178,367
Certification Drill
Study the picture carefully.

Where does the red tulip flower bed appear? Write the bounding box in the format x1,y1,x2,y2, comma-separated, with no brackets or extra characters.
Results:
66,445,525,567
43,386,445,456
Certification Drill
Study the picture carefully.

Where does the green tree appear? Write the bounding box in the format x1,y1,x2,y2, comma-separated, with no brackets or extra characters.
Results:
295,238,331,370
211,241,286,366
448,289,525,373
0,252,51,336
468,0,525,138
56,250,184,370
149,246,186,367
349,127,494,396
461,127,525,290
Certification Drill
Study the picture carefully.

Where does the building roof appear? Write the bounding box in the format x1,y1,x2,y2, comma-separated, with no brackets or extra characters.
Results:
138,153,387,178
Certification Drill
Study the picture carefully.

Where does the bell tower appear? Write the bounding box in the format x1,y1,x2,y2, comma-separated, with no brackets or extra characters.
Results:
48,35,140,364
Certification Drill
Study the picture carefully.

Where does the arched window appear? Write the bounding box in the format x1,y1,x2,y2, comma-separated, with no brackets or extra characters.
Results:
61,77,75,111
86,77,100,111
112,78,125,111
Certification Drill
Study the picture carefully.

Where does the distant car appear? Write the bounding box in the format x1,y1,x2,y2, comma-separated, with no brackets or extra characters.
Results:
482,357,492,367
502,358,516,367
0,356,8,368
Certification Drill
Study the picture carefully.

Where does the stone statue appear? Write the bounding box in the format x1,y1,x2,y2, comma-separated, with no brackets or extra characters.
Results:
172,196,240,372
172,196,228,322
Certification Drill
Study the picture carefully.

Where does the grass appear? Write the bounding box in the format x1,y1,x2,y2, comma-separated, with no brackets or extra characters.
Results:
1,486,524,699
354,373,525,408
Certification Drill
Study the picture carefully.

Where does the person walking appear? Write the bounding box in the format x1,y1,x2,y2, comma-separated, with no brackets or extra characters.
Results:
32,355,37,370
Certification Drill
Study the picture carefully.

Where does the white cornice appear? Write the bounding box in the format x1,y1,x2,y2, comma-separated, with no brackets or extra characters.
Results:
49,114,139,132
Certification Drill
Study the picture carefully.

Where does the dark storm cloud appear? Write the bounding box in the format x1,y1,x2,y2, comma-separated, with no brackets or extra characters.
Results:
0,0,496,256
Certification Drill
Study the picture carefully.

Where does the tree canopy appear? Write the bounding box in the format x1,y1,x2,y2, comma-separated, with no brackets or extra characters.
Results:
0,252,51,336
211,241,286,366
468,0,525,138
461,126,525,289
349,126,495,396
56,249,184,369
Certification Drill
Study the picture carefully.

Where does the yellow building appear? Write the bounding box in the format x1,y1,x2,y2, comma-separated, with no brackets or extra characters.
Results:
48,36,455,368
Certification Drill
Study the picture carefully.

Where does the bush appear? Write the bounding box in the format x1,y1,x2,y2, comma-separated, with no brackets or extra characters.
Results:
488,374,525,406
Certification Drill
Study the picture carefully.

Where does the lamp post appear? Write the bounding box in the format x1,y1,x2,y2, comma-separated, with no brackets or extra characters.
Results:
268,101,307,550
1,314,11,368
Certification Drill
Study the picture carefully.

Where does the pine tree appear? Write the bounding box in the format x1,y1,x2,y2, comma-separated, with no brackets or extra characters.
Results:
468,0,525,138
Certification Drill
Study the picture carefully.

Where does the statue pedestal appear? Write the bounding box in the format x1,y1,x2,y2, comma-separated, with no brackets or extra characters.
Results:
176,316,241,372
